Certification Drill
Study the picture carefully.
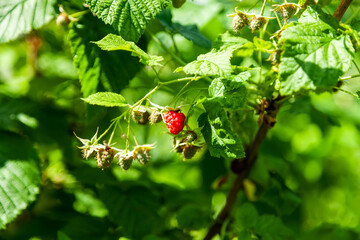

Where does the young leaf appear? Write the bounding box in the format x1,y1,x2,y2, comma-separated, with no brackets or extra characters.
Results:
0,0,57,43
181,34,250,77
82,92,128,107
85,0,171,42
208,73,249,109
69,14,141,97
173,23,212,49
0,131,41,229
157,9,212,48
278,6,355,95
254,215,293,240
234,203,258,229
199,100,245,159
93,34,163,67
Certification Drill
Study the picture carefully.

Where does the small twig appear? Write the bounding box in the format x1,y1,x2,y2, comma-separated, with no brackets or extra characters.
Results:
203,97,283,240
333,0,353,21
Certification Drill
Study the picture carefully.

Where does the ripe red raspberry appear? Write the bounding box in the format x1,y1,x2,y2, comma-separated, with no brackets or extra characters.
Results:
164,111,186,135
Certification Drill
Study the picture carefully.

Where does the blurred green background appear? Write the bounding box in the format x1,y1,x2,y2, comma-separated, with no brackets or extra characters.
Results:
0,0,360,239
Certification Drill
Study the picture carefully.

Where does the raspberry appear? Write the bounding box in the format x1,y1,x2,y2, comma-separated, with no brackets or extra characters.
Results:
182,144,200,159
232,13,249,32
172,0,186,8
118,153,133,170
96,144,115,170
132,110,150,125
164,111,186,135
249,16,266,32
149,110,163,124
181,130,197,143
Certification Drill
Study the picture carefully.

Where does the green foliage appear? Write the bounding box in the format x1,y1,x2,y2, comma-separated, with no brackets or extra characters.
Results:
199,100,245,159
69,14,141,97
94,34,164,66
157,9,212,48
1,0,360,239
85,0,172,42
0,0,56,43
0,131,40,229
82,92,128,107
279,6,355,95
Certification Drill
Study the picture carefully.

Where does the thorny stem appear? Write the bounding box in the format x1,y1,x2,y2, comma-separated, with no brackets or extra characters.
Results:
345,7,360,24
203,97,283,240
147,30,187,66
340,73,360,80
260,0,267,16
204,1,354,239
333,0,353,21
334,87,359,98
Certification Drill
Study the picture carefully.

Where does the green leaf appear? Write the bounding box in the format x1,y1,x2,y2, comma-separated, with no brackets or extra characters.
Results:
82,92,128,107
182,48,234,77
85,0,171,42
213,32,250,50
157,9,212,48
176,204,211,230
356,90,360,99
174,23,212,48
278,6,355,95
199,100,245,159
0,0,57,43
0,131,41,229
208,72,249,109
234,203,258,229
181,33,250,77
93,34,163,67
99,185,162,238
255,215,293,240
69,14,141,97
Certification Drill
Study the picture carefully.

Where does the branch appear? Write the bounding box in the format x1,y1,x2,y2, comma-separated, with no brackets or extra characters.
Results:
333,0,353,21
203,97,282,240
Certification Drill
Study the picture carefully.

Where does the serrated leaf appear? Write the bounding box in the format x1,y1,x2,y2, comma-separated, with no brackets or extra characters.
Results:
69,14,141,97
176,204,211,230
99,186,162,238
182,35,250,77
255,215,293,240
93,34,163,67
198,100,245,159
0,131,41,229
213,32,250,50
82,92,127,107
253,37,274,52
157,9,212,48
174,23,212,48
208,73,248,109
278,6,355,95
85,0,171,42
0,0,57,43
235,203,258,229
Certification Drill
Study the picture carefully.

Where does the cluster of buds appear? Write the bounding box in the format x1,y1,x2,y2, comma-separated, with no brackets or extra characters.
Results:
173,130,203,160
272,3,300,21
132,104,186,135
228,8,274,33
131,107,163,125
75,131,155,170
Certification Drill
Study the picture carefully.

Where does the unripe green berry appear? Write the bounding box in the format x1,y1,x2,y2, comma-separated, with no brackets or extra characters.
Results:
232,13,249,32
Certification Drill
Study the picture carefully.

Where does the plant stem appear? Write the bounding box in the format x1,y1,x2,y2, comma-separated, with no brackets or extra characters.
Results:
345,7,360,24
340,73,360,80
333,0,353,21
147,30,187,66
203,97,283,240
260,0,267,16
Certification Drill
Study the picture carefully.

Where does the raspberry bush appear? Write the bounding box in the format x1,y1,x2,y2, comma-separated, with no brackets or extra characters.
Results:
1,0,360,239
